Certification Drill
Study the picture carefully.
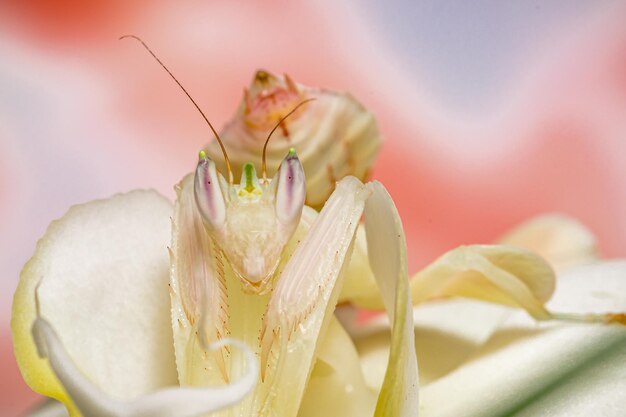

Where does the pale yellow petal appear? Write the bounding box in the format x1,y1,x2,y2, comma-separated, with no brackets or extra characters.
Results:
410,244,556,320
339,225,383,309
364,181,419,417
298,318,377,417
500,213,598,272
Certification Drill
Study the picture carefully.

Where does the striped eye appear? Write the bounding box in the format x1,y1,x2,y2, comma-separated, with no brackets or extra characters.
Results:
194,151,227,231
274,148,305,226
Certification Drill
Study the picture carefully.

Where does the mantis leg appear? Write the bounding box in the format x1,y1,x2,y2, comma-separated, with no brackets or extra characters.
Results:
261,177,419,417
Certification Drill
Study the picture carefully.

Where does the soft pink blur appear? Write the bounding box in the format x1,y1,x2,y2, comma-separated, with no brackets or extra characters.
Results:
2,2,626,415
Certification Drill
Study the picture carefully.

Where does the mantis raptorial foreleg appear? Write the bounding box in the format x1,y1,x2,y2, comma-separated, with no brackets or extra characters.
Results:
170,170,230,381
258,178,418,417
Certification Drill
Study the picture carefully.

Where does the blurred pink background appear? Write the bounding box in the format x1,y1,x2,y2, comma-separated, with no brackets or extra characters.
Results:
2,1,626,415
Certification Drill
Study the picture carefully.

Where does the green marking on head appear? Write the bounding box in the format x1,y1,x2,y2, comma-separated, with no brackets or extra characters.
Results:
288,147,297,157
243,163,257,193
198,150,207,160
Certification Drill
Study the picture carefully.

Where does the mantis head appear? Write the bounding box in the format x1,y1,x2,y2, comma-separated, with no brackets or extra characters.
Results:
194,148,305,287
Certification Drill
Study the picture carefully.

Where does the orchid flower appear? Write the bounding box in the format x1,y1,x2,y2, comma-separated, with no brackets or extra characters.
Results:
12,59,626,417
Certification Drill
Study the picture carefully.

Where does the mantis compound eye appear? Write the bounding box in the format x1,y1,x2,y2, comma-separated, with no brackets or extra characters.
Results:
194,151,227,231
274,148,305,229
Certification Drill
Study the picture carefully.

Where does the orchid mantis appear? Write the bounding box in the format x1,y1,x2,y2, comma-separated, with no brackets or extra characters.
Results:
13,37,417,417
170,149,418,416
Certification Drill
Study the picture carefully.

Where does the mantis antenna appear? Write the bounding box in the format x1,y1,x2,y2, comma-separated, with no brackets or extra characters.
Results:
261,98,316,182
120,35,234,184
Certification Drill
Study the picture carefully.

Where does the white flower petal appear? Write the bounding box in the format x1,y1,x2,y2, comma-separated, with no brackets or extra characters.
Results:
419,261,626,417
12,190,177,416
